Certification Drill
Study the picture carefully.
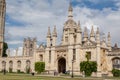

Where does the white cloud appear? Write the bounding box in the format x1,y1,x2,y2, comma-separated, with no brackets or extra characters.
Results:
5,0,120,49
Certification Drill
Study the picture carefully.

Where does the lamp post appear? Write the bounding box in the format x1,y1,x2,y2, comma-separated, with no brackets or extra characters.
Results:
71,59,74,78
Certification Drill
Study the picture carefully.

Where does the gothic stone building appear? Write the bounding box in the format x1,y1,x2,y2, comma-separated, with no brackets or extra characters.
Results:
0,0,120,77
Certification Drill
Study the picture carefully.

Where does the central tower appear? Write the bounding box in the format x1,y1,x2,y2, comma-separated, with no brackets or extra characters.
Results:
61,2,82,45
0,0,6,57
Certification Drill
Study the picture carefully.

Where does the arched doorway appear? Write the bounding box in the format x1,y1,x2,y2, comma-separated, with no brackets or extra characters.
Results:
112,57,120,69
26,60,31,73
58,58,66,73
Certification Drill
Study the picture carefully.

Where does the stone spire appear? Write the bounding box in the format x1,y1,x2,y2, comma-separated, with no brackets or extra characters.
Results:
114,43,118,48
83,27,88,41
52,26,57,46
68,1,73,20
90,26,95,37
90,26,95,41
76,20,82,44
47,27,51,38
107,32,111,51
96,27,100,43
107,32,111,40
52,26,57,37
77,21,82,33
96,27,101,77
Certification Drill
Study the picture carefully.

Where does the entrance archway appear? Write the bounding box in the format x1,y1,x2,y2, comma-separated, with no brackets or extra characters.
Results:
58,58,66,73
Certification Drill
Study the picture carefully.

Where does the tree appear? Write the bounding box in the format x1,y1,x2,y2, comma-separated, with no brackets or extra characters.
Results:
112,69,120,77
35,62,45,73
2,42,8,57
80,54,97,76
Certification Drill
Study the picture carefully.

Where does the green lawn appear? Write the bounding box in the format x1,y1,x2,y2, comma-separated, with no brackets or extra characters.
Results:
0,73,119,80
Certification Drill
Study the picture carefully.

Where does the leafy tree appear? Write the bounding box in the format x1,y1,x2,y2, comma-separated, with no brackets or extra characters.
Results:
80,54,97,76
112,69,120,77
35,62,45,73
2,42,8,57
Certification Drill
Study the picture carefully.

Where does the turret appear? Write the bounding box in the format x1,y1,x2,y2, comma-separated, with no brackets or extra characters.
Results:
23,37,36,57
52,26,57,46
96,27,101,77
76,21,82,44
107,32,111,51
90,26,95,42
47,27,52,47
96,27,100,44
83,27,88,41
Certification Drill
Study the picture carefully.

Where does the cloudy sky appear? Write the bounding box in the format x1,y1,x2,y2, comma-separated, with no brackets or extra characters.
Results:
5,0,120,49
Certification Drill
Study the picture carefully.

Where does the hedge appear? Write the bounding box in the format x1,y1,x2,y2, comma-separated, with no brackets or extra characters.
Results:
112,69,120,77
35,62,45,73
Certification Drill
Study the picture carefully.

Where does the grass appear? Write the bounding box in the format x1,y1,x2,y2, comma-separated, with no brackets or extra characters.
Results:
0,73,120,80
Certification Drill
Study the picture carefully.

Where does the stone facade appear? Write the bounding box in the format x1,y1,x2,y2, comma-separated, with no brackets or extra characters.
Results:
0,0,120,77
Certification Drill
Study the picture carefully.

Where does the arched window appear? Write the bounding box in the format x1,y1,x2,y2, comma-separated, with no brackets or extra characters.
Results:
26,60,31,69
40,54,43,61
112,57,120,69
9,61,13,69
2,61,6,70
30,44,33,48
49,50,51,63
73,49,76,60
17,60,21,68
26,60,31,73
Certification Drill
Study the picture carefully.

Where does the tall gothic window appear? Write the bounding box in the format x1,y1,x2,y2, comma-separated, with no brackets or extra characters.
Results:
86,52,91,60
73,49,76,60
2,61,6,70
17,61,21,68
65,37,68,42
30,44,33,48
40,55,43,61
74,35,76,43
9,61,13,69
49,50,51,63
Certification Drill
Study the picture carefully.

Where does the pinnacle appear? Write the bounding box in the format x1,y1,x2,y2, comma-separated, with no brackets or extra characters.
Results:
47,27,51,38
90,26,95,37
84,27,88,38
52,26,57,37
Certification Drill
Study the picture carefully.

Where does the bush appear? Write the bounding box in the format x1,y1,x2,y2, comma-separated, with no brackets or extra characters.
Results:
112,69,120,77
35,62,45,74
80,61,97,77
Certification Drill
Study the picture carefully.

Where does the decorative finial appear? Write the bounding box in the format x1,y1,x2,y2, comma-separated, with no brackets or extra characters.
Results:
90,26,95,37
96,27,100,34
84,27,88,38
68,0,73,19
47,27,51,38
52,25,57,37
108,32,111,38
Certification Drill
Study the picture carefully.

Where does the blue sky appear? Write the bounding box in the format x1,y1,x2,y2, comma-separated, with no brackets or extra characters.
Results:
5,0,120,50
